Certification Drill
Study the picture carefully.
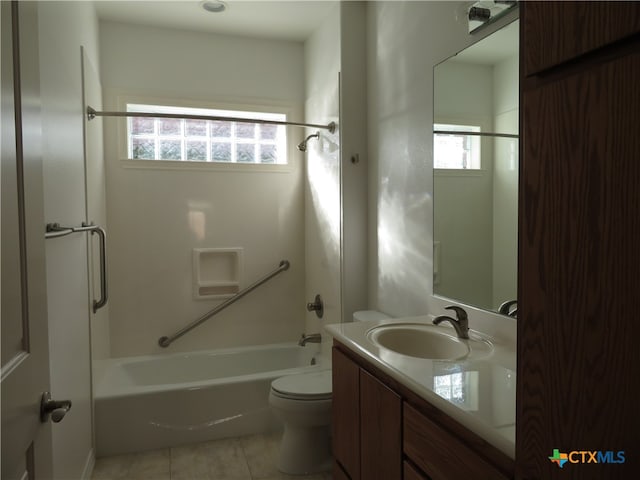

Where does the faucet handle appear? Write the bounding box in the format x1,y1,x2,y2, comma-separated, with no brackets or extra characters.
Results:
498,300,518,316
445,305,468,322
306,294,324,319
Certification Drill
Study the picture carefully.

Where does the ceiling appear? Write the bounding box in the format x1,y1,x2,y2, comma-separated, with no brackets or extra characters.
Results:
94,0,337,42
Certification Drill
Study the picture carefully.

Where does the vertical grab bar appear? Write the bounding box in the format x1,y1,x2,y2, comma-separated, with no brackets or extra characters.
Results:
90,226,107,313
45,222,108,312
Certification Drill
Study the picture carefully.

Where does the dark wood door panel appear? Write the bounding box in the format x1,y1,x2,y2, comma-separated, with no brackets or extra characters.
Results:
404,404,509,480
332,347,360,479
360,369,402,480
518,49,640,478
523,1,640,76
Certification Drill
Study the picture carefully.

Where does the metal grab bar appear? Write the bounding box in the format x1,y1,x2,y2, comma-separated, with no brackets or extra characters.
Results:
90,227,108,313
45,222,108,312
159,260,290,348
87,107,336,133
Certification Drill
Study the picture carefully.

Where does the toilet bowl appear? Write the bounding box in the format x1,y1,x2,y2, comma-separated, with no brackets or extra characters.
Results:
268,369,332,474
269,312,390,474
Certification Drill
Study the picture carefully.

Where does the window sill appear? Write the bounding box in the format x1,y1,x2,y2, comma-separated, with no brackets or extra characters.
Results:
434,168,487,178
120,159,292,173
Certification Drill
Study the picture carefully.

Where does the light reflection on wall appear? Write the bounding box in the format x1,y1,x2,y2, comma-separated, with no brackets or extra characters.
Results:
188,209,206,242
308,135,341,256
377,181,432,311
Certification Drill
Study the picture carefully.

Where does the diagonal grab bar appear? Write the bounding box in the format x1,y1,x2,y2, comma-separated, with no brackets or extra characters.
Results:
158,260,290,348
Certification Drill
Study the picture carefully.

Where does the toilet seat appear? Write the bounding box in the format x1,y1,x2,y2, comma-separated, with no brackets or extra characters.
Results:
271,370,332,401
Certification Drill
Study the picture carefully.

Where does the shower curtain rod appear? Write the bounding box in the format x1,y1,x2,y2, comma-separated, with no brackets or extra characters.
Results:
433,129,519,139
86,106,336,133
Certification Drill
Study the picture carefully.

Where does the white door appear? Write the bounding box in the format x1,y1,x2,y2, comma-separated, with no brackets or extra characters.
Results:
1,2,56,478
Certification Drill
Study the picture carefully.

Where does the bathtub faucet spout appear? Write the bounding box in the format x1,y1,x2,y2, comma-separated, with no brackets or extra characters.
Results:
298,333,322,346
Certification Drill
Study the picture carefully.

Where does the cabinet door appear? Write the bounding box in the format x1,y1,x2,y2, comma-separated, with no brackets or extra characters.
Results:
360,369,402,480
332,347,360,479
518,49,640,478
523,1,640,75
404,461,430,480
404,404,509,480
333,460,350,480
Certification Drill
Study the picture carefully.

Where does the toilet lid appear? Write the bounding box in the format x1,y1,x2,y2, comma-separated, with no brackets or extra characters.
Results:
271,370,332,400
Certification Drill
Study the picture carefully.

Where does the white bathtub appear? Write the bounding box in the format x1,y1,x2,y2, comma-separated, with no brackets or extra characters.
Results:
94,342,323,456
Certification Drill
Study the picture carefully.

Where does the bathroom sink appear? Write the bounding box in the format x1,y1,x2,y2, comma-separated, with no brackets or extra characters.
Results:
366,323,471,360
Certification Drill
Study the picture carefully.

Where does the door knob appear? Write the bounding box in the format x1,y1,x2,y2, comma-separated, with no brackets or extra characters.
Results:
40,392,72,423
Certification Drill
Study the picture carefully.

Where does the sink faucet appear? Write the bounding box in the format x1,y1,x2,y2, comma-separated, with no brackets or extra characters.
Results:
432,306,469,339
498,299,518,318
298,333,322,346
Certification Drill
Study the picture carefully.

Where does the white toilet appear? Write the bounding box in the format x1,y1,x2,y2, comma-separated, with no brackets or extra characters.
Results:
269,311,390,475
269,369,333,474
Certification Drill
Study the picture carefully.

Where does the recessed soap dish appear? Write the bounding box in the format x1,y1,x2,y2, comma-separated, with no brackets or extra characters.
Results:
192,248,243,299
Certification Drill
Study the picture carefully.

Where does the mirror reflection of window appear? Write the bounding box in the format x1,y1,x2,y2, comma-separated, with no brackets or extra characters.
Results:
434,123,481,169
432,18,519,316
434,371,479,411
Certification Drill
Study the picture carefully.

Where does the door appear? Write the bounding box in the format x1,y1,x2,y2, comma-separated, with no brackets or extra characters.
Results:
1,2,53,478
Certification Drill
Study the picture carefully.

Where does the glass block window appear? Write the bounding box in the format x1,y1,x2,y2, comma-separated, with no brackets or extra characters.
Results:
434,123,481,169
127,104,288,164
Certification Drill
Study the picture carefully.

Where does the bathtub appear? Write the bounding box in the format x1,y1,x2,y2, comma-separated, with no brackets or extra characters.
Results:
94,342,324,456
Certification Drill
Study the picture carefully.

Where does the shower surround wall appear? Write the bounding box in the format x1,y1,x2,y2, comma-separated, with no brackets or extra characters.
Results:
303,2,369,353
100,22,306,356
303,4,341,343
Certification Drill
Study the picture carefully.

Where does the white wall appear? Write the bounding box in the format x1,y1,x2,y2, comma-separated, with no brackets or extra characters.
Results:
303,3,341,348
366,1,518,342
340,1,369,323
38,1,100,478
99,22,307,356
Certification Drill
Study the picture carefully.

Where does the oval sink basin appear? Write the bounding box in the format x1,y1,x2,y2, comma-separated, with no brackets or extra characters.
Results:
367,323,470,360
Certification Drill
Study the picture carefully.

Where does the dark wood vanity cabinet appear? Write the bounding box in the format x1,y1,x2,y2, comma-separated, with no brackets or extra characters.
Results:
332,346,361,479
332,346,401,480
332,343,513,480
518,2,640,478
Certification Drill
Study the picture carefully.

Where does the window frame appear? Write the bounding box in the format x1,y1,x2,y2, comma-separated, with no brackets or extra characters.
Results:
116,95,298,173
433,116,493,182
434,122,482,170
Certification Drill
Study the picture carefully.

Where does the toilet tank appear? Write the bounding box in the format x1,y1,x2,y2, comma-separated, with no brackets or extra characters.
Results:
353,310,391,322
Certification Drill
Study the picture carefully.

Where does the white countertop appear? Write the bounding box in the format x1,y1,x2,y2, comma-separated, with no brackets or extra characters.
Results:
325,315,516,459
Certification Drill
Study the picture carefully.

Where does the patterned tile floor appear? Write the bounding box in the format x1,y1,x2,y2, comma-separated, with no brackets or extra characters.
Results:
91,432,332,480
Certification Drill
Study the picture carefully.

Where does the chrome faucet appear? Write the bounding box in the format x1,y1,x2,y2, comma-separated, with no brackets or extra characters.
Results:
298,333,322,346
498,299,518,318
432,305,469,339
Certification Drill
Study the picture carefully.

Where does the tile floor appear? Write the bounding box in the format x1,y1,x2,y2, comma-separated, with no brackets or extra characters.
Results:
91,432,332,480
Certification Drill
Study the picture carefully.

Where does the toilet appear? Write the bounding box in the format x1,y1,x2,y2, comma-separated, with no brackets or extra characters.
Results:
269,311,390,475
269,370,333,474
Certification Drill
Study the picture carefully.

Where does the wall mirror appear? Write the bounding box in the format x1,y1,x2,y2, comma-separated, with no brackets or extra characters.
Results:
433,19,519,317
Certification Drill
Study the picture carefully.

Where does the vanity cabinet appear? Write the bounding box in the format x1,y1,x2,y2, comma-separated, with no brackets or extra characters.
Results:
332,343,513,480
332,346,401,480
